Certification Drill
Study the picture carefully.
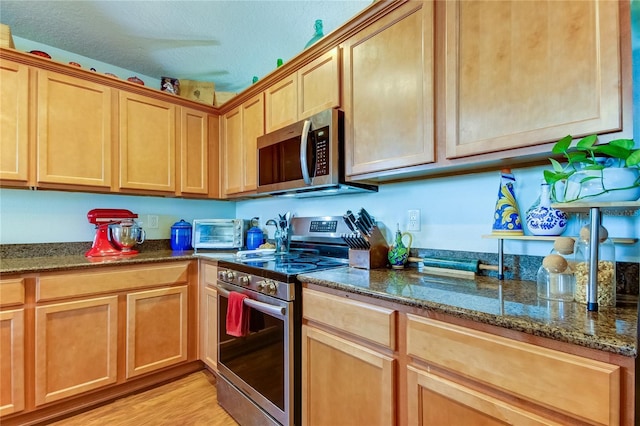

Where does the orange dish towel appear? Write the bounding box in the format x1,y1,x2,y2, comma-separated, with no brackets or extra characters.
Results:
226,291,250,337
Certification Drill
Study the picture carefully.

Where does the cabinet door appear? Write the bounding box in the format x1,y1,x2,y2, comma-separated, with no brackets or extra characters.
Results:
37,71,112,187
298,47,341,119
444,0,621,158
0,308,24,416
35,296,118,406
407,366,561,426
199,261,218,371
222,106,243,195
301,325,395,425
222,93,264,196
201,285,217,371
119,91,175,192
241,93,264,192
126,286,188,378
265,74,297,133
0,59,29,183
179,107,208,195
342,1,435,177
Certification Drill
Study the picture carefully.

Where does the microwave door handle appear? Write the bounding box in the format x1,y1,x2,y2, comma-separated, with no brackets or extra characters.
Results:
300,119,312,185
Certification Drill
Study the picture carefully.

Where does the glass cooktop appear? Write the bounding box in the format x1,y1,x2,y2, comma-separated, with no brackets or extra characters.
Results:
239,252,348,275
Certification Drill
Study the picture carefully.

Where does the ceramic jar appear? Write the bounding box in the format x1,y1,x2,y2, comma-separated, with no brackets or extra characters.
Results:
526,183,568,236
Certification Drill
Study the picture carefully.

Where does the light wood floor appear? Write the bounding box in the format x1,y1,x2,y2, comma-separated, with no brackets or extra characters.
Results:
48,370,239,425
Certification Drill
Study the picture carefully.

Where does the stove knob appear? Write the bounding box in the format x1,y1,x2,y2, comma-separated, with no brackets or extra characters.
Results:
219,271,228,280
238,276,249,285
257,280,266,291
226,271,236,280
266,282,277,294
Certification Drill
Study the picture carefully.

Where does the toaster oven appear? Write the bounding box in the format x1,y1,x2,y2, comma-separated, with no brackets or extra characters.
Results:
192,219,248,251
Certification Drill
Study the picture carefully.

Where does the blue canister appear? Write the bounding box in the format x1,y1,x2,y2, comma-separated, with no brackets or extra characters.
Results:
170,219,192,251
246,226,264,250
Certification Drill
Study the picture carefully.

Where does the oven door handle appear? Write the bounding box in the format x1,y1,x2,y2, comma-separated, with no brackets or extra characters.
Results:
217,286,286,318
300,119,312,185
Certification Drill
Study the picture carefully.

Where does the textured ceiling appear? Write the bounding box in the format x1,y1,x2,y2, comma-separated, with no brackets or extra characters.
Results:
0,0,369,92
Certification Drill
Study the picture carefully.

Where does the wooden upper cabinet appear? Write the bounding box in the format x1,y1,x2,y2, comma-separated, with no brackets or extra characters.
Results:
179,107,209,196
265,47,341,133
342,1,435,178
119,91,176,193
444,0,622,158
265,74,297,133
222,93,264,196
298,47,341,120
0,59,29,184
37,71,112,188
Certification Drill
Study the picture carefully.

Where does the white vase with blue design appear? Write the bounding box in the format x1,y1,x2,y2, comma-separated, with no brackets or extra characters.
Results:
526,182,568,236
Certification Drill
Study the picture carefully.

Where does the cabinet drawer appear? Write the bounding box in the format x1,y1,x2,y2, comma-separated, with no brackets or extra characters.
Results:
303,288,396,349
0,278,25,306
406,315,620,425
200,260,218,288
37,261,190,301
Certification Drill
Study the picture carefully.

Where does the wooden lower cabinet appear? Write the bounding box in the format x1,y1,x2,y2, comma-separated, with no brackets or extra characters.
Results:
199,260,218,371
125,286,188,378
34,296,118,405
0,308,25,416
301,325,395,426
0,278,25,417
303,285,633,426
406,315,621,425
1,261,198,425
407,366,560,426
302,288,397,425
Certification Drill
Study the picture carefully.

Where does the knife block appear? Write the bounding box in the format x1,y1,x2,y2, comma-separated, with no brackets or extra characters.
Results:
348,227,388,269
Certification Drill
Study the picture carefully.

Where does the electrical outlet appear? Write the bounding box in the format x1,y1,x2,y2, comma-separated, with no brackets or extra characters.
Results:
408,209,420,231
148,215,159,229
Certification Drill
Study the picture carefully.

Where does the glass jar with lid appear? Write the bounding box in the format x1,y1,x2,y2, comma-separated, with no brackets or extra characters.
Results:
573,225,616,307
536,237,575,301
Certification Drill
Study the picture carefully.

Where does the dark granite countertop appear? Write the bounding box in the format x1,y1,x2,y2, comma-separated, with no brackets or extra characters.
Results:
298,267,638,357
0,250,197,274
2,248,636,358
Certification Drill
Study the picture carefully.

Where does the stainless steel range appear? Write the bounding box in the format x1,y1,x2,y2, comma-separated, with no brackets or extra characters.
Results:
215,216,351,426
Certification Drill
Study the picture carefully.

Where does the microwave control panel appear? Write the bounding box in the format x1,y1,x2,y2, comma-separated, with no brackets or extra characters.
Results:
314,127,329,176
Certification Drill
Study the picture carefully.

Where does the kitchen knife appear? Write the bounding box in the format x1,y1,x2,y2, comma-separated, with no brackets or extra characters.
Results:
346,211,358,232
354,217,371,237
342,214,356,232
359,208,375,230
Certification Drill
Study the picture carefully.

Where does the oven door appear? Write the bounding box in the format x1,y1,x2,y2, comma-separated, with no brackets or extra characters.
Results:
217,281,293,426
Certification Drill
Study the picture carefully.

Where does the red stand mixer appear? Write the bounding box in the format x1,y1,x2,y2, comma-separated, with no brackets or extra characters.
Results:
85,209,146,257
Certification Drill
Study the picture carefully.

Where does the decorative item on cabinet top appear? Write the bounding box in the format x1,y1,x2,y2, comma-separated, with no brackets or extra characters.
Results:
544,134,640,203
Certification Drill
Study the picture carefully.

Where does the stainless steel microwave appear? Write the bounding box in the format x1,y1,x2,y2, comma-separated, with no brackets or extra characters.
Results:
192,219,248,251
256,109,377,198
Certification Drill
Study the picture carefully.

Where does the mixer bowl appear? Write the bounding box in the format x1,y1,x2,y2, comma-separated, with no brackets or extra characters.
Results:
109,222,145,252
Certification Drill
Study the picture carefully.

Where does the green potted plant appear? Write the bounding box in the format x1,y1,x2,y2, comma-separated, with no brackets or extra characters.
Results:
543,134,640,202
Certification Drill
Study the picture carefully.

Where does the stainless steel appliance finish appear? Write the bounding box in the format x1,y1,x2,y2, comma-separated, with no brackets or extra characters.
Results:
215,216,351,426
192,219,248,251
256,109,377,198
